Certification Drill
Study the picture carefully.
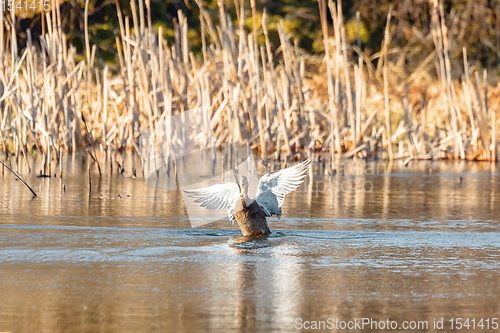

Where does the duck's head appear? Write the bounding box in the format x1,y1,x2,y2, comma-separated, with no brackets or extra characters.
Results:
238,176,249,195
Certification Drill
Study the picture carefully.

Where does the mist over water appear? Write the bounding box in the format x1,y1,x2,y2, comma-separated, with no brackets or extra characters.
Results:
1,155,499,332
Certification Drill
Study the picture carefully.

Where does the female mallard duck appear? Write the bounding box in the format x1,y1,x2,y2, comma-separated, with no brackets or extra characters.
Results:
184,159,311,236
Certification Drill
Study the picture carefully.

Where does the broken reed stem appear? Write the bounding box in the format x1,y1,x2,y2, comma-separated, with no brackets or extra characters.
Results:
0,160,37,197
88,162,92,200
80,113,102,176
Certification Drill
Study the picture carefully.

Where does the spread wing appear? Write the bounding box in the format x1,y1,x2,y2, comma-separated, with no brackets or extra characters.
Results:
255,159,311,218
183,182,240,223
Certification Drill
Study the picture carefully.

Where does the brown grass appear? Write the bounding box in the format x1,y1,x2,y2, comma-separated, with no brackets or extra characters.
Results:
0,0,498,175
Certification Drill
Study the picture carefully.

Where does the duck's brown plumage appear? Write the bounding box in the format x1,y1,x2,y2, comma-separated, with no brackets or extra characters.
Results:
183,159,311,236
233,194,271,236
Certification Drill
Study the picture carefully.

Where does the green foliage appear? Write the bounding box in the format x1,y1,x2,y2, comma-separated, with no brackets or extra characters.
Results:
345,18,369,45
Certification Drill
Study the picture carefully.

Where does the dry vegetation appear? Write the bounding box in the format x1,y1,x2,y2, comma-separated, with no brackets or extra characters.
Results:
0,0,498,175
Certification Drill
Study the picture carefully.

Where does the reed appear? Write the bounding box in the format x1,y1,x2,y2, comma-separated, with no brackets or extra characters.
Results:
0,0,498,176
0,160,37,196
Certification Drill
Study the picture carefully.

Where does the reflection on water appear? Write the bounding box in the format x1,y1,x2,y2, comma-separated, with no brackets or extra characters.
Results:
0,154,499,332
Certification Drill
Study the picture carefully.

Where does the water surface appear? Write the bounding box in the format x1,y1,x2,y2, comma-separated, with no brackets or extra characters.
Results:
1,156,499,332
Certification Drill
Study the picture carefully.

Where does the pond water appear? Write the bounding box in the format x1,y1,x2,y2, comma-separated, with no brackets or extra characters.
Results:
0,155,499,332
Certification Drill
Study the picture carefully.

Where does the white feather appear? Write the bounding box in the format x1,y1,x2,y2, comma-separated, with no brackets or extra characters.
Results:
184,159,311,222
255,159,311,218
183,182,240,223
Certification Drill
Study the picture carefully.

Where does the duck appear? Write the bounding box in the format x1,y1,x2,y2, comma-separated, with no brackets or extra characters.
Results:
183,159,311,236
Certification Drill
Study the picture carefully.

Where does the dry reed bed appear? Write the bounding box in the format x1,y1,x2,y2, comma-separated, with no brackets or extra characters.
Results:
0,0,498,176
